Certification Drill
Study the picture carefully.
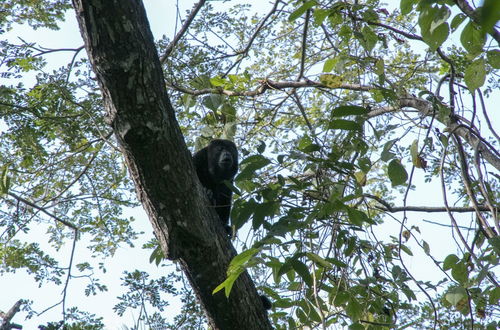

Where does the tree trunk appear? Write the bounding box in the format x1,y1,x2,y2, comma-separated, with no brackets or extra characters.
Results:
71,0,272,328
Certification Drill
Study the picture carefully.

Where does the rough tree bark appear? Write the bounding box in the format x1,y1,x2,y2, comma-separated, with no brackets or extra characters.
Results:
71,0,272,328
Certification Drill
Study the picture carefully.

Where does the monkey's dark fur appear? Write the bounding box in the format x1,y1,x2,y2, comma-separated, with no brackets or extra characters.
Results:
193,139,272,310
193,139,238,232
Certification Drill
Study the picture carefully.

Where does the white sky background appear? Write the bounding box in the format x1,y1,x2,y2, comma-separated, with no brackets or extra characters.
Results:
0,0,498,329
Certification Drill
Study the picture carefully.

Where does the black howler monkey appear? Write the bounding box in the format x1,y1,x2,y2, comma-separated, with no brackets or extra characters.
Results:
193,139,272,310
193,139,238,233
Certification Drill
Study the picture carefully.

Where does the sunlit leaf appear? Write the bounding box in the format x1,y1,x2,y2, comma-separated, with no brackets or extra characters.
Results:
464,58,486,91
289,0,316,21
445,287,467,306
460,21,486,56
319,74,343,88
400,0,416,15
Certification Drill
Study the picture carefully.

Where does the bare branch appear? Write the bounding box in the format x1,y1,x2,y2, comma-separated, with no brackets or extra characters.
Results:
297,9,310,80
439,147,498,287
168,77,500,171
160,0,207,63
7,192,78,231
167,78,372,97
448,122,500,171
223,0,281,76
452,134,496,238
364,194,493,213
0,300,23,330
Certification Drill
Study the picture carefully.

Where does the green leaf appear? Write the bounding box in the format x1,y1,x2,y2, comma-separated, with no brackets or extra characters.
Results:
320,73,343,87
391,265,403,281
328,119,362,131
387,159,408,186
290,259,312,287
464,58,486,92
148,245,164,266
212,272,240,297
381,139,396,162
358,25,378,52
213,248,261,297
349,324,365,330
374,59,384,75
400,0,416,15
326,257,348,268
422,240,430,255
210,76,226,87
297,135,321,152
306,252,332,269
313,8,329,25
424,23,449,51
443,254,459,270
410,140,425,168
460,21,486,56
230,248,260,270
487,50,500,69
231,198,256,229
419,6,450,51
202,94,223,111
445,287,467,306
489,287,500,305
331,105,369,117
346,297,362,321
257,141,266,154
358,157,371,173
252,202,277,230
236,155,270,180
354,171,366,186
323,58,335,72
450,13,466,32
346,208,370,226
289,0,316,21
488,236,500,254
480,0,500,35
400,244,413,256
333,291,350,306
451,262,468,284
181,94,196,110
410,140,418,166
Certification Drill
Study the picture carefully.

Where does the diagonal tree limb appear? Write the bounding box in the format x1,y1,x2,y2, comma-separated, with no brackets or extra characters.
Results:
160,0,207,63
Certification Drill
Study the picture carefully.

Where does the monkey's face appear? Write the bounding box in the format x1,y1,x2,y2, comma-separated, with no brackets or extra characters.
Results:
208,141,238,182
218,149,234,170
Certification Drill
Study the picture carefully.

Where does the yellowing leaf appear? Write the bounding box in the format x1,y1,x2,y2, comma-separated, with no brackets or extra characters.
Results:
319,74,343,88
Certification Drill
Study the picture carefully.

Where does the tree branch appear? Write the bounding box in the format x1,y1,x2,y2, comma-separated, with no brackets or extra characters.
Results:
160,0,207,63
0,300,23,330
364,194,493,213
168,77,500,171
8,192,78,230
297,9,310,80
222,0,281,76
